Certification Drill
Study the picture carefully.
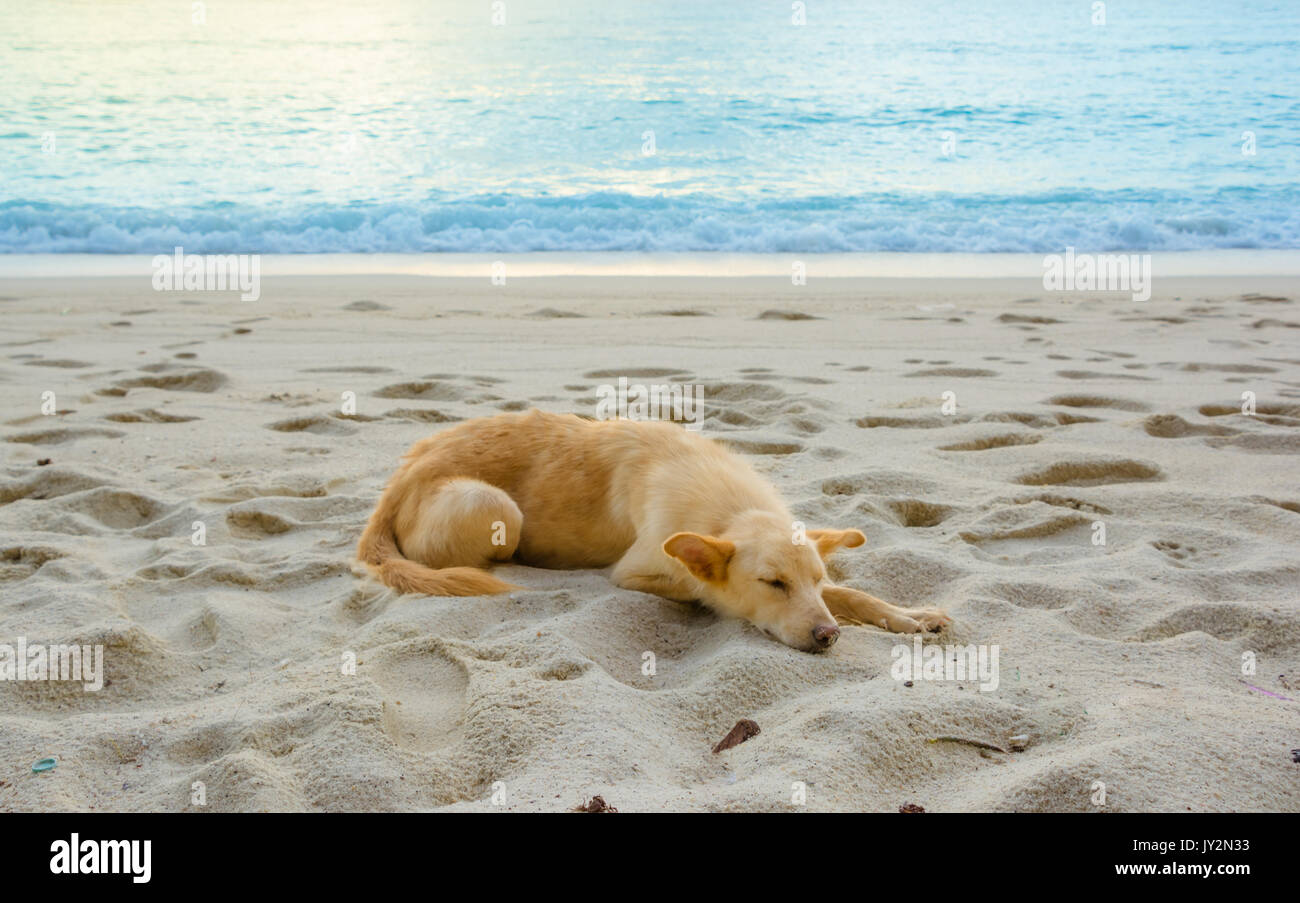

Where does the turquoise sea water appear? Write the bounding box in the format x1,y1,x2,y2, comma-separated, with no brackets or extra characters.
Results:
2,0,1297,253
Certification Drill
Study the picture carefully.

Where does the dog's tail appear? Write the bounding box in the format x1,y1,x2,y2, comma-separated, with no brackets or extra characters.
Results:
355,487,521,597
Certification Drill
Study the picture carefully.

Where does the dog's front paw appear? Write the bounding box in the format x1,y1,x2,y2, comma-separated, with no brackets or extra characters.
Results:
894,608,950,633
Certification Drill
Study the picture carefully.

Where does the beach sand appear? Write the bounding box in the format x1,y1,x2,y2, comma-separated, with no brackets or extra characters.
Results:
1,272,1298,812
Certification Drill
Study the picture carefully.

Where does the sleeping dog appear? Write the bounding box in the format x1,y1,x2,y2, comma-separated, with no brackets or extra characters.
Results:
357,409,950,652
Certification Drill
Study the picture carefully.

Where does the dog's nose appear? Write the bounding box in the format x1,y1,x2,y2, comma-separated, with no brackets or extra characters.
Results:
812,624,839,648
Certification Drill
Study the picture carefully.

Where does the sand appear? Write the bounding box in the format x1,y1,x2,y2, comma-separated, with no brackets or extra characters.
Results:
1,271,1298,812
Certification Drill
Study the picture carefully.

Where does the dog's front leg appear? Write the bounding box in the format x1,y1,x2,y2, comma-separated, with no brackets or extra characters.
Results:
614,571,699,602
823,584,950,634
611,544,700,602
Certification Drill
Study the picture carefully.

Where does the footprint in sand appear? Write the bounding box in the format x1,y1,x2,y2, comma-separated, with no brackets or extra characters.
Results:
1143,414,1236,438
1009,493,1112,515
697,381,785,402
819,471,945,499
266,415,359,436
528,308,585,319
1016,458,1162,487
782,415,825,436
959,512,1094,552
856,414,969,429
885,499,953,528
998,313,1063,325
1256,498,1300,515
99,366,227,395
757,309,821,321
224,495,372,538
0,544,65,581
384,408,460,424
367,644,469,753
905,367,998,378
1151,540,1199,564
583,368,691,379
1056,370,1154,381
1206,433,1300,454
201,476,329,503
225,506,298,537
373,380,474,402
939,433,1043,451
719,437,804,456
983,411,1100,427
0,468,106,504
1045,394,1149,412
1178,362,1278,374
6,427,125,445
1130,602,1289,645
1199,402,1300,425
641,308,712,317
24,359,93,369
709,408,763,428
54,487,170,530
742,373,832,384
104,409,199,423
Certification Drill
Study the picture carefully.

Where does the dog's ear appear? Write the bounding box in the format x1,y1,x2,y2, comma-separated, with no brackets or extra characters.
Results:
806,528,866,559
663,532,735,583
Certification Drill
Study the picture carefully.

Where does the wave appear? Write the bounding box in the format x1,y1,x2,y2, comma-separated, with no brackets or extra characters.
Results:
2,191,1297,254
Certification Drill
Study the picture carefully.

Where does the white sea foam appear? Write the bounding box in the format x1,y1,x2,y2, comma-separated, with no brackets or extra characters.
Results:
1,194,1296,254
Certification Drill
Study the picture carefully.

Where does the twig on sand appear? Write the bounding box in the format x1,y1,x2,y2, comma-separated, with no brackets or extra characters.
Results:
927,735,1008,754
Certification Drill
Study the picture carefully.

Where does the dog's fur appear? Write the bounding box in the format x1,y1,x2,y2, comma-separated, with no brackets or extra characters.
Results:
357,410,950,652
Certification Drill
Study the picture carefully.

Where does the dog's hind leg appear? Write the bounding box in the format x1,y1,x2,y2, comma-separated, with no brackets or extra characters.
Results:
401,478,523,569
822,585,950,634
359,477,527,596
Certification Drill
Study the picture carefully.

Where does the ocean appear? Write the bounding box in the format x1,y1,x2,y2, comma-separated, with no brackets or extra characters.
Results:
2,0,1297,254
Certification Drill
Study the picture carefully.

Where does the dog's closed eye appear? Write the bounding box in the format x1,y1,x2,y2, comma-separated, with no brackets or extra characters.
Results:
761,578,788,592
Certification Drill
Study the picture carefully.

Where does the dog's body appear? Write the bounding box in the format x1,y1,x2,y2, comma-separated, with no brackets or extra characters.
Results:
357,410,949,652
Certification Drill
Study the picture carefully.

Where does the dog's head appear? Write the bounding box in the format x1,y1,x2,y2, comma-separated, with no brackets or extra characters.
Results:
663,511,865,652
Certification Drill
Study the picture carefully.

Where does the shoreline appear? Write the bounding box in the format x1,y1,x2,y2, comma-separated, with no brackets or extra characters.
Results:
3,249,1300,280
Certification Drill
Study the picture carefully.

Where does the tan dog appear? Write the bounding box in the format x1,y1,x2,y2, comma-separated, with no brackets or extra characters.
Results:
357,410,950,652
